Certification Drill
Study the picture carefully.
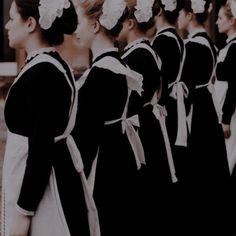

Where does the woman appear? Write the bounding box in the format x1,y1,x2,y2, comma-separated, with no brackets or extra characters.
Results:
72,0,144,235
178,0,231,235
117,0,177,234
151,1,187,234
1,0,92,235
216,1,236,233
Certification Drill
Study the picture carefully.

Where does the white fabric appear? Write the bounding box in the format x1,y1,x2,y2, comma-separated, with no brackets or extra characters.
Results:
151,102,178,183
1,53,100,236
38,0,71,30
156,31,189,147
122,42,177,182
214,80,236,173
187,36,222,124
214,39,236,174
77,55,145,197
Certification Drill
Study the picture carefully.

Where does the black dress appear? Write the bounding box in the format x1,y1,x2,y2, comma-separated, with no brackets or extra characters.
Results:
152,27,188,182
2,50,90,236
215,36,236,235
72,49,144,236
182,31,231,235
152,27,188,235
121,38,175,235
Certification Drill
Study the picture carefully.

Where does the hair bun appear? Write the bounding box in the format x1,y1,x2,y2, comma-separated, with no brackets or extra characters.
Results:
60,0,78,34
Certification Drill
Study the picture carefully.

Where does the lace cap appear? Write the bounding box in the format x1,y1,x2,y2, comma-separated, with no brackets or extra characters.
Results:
39,0,71,30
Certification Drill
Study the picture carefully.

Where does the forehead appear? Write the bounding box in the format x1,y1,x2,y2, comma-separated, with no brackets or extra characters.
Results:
9,1,18,15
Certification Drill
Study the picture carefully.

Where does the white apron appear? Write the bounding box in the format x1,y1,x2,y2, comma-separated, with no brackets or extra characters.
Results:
152,31,189,147
1,54,100,236
76,55,146,191
214,40,236,174
122,42,177,183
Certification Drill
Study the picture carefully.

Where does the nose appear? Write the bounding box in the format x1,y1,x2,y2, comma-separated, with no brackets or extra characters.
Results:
5,20,10,30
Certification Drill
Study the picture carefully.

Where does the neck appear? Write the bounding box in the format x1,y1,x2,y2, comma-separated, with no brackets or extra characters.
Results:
187,21,205,35
127,30,146,45
91,34,115,57
227,29,236,39
155,15,175,32
24,35,50,55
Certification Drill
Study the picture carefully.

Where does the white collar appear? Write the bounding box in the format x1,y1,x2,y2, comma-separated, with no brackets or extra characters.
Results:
124,38,149,51
188,28,206,39
226,33,236,43
26,47,56,61
156,26,175,35
93,47,118,62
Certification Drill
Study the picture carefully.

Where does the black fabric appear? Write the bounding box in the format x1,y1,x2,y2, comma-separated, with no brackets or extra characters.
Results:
5,51,90,236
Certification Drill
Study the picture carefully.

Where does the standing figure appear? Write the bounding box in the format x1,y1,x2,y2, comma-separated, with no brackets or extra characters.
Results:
151,1,187,234
178,0,231,235
117,0,177,235
72,0,145,235
216,1,236,234
1,0,93,236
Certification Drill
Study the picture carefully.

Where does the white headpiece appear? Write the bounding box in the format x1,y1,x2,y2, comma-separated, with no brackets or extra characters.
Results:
38,0,71,30
191,0,206,14
161,0,177,12
230,0,236,19
99,0,126,30
134,0,155,23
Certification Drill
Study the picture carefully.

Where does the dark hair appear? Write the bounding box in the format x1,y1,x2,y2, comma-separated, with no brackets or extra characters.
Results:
153,0,184,24
124,0,155,33
79,0,125,38
182,0,211,24
14,0,78,45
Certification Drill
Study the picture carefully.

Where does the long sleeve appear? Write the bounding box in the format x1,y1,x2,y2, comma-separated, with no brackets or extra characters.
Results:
12,63,72,212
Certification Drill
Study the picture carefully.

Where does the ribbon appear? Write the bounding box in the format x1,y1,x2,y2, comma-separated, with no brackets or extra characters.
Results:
152,104,178,183
105,114,146,169
169,81,189,146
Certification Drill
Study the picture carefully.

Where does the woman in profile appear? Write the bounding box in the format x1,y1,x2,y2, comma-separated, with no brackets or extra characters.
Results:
72,0,144,235
1,0,92,235
178,0,231,235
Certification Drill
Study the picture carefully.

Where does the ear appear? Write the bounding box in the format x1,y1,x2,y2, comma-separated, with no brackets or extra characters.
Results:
93,20,101,34
27,17,37,33
186,11,193,22
229,17,236,27
127,19,135,30
157,8,163,17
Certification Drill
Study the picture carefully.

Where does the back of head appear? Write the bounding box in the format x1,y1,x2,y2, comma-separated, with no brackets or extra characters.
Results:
14,0,78,45
124,0,156,33
153,0,184,24
182,0,211,24
78,0,126,38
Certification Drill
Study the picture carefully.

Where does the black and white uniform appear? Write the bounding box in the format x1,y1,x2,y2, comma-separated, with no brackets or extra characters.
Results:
1,49,93,236
151,26,188,182
72,48,145,236
215,35,236,235
215,35,236,173
121,38,177,235
182,30,231,235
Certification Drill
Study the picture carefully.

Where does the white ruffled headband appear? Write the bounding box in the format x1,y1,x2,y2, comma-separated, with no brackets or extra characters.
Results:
38,0,71,30
191,0,206,14
134,0,155,23
230,0,236,19
99,0,126,30
161,0,177,12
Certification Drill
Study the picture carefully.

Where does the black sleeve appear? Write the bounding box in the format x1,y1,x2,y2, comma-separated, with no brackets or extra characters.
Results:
222,45,236,124
123,48,161,112
17,63,71,212
152,36,181,105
